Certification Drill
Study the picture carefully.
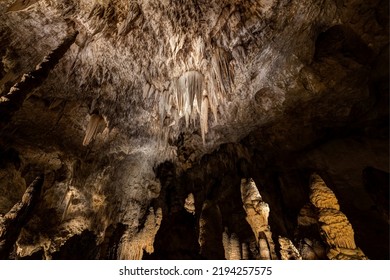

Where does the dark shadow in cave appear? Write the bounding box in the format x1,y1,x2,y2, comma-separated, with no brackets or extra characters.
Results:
144,161,202,259
51,230,99,260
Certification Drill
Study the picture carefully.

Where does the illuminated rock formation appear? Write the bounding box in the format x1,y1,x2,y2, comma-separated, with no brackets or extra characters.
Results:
309,174,368,260
240,178,277,260
184,193,195,215
0,0,387,260
0,175,43,259
279,236,302,260
118,207,162,260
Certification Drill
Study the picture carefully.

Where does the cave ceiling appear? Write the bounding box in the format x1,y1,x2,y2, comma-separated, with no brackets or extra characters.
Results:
0,0,388,260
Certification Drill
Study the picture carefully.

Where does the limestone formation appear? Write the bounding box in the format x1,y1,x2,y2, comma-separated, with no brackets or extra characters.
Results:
222,229,242,260
0,0,387,260
118,207,162,260
0,31,77,127
0,175,43,259
310,174,340,210
184,193,195,215
82,114,106,146
279,236,302,260
309,174,368,260
240,178,277,260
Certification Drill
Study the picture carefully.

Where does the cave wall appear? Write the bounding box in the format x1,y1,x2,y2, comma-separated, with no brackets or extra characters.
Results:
0,0,388,259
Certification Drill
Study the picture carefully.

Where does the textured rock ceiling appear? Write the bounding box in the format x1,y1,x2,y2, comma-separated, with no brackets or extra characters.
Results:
0,0,388,259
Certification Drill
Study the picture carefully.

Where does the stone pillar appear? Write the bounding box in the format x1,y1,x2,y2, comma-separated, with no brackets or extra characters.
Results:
240,178,278,260
309,173,368,260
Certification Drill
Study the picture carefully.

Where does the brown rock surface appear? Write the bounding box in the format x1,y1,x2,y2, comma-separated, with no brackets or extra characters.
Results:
0,0,387,259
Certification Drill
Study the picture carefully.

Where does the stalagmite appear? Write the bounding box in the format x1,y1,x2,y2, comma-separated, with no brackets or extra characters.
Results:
309,174,368,260
222,228,242,260
229,233,241,260
184,193,195,215
310,174,340,210
222,229,230,259
118,207,162,260
0,175,44,259
0,31,78,128
240,178,277,259
258,234,271,259
82,114,106,146
241,242,249,260
299,239,318,260
278,236,302,260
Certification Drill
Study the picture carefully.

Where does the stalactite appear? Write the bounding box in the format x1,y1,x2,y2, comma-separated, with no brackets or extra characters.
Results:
118,2,141,36
142,83,150,99
200,95,209,145
211,47,232,97
309,173,368,260
82,114,105,146
6,0,40,12
174,71,204,128
210,5,233,38
0,175,44,259
192,36,205,70
240,178,277,259
279,236,302,260
61,192,74,222
0,31,78,128
158,91,168,127
118,207,162,260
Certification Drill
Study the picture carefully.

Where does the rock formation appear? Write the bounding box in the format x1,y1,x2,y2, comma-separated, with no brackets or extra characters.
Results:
278,236,302,260
118,207,162,260
240,178,277,260
309,174,368,260
0,0,388,259
0,175,43,259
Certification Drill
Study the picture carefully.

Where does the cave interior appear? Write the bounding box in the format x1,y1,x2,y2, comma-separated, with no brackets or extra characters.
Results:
0,0,388,260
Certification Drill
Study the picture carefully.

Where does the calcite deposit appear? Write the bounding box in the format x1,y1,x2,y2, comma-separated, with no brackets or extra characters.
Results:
0,0,388,259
